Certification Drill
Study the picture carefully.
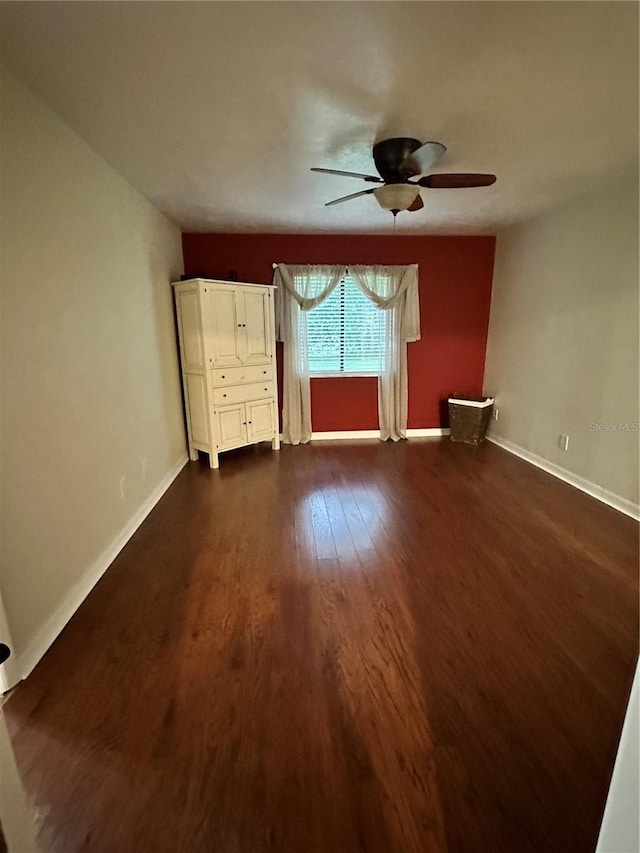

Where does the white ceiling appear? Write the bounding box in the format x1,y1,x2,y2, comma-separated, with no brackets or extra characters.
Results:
0,2,637,234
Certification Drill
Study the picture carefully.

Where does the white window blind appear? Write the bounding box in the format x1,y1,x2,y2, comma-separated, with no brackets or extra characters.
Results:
301,273,387,376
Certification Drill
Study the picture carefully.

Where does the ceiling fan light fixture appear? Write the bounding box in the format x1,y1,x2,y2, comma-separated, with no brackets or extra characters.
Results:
373,184,420,212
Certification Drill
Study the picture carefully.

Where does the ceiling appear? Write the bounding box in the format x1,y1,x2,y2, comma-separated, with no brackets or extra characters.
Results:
0,2,637,234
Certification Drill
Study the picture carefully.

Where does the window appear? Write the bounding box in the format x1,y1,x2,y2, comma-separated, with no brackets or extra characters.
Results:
301,274,387,376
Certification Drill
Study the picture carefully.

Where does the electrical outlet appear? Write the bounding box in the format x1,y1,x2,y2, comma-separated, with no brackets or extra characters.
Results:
119,476,127,499
558,434,570,451
493,407,499,421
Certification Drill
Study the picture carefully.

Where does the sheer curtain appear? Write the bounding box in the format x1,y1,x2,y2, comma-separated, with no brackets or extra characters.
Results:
273,263,419,444
274,264,346,445
349,265,420,441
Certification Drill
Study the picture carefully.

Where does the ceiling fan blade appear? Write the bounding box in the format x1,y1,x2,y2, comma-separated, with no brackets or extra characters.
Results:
311,167,382,183
399,141,447,178
417,173,497,189
325,188,376,206
407,194,424,212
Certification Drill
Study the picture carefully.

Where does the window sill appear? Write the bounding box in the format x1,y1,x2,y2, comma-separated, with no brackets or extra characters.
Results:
306,373,382,379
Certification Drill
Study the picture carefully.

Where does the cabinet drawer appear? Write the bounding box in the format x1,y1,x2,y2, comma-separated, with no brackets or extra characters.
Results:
211,364,273,387
212,382,275,406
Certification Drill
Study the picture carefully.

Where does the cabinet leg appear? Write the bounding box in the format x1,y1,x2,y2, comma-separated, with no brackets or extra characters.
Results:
209,451,219,470
272,434,280,451
188,447,199,462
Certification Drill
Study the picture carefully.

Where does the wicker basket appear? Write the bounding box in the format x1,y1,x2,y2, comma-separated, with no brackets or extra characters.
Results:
448,396,494,445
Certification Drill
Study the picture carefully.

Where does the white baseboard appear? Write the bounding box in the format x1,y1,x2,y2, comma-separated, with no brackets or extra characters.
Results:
0,600,19,693
311,430,379,440
488,435,639,521
15,453,189,683
308,428,449,440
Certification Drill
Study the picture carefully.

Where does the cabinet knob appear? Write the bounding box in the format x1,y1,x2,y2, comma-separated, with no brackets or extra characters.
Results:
223,394,227,397
263,370,267,374
221,375,225,379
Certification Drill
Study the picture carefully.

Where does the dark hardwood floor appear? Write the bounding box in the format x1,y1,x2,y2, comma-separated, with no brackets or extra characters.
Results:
4,439,638,853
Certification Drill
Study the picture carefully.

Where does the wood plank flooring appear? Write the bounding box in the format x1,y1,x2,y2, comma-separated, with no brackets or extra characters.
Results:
4,439,638,853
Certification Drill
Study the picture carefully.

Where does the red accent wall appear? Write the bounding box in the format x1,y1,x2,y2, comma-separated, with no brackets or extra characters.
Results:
181,234,495,431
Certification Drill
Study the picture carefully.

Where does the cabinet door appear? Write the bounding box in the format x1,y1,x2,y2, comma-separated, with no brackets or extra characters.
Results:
213,403,247,451
204,287,243,367
240,289,272,364
246,399,276,443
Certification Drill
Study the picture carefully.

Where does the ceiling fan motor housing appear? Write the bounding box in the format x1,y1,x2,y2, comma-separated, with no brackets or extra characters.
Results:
372,137,422,183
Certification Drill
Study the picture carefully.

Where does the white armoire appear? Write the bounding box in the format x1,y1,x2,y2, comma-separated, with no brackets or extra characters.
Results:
172,278,280,469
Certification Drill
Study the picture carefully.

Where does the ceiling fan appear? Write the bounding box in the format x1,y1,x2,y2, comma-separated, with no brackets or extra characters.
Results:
311,138,496,219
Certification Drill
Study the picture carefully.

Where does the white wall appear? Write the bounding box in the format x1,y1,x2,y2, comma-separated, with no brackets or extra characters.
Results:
0,591,18,692
0,66,187,679
0,711,39,852
596,663,639,853
484,179,639,509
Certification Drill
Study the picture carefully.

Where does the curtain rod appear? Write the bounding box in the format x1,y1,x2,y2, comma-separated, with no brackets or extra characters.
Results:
273,263,418,268
272,262,352,271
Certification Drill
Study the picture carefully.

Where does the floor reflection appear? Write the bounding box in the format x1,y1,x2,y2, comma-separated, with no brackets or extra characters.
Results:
0,708,40,852
295,482,391,562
